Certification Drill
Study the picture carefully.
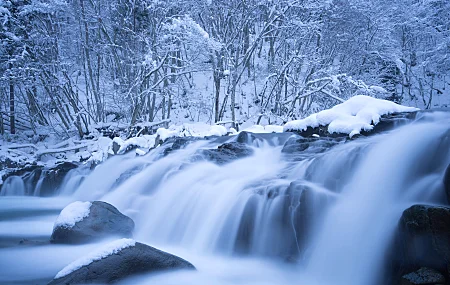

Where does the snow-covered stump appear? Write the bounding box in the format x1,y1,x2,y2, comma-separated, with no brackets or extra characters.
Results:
51,201,134,244
48,239,195,285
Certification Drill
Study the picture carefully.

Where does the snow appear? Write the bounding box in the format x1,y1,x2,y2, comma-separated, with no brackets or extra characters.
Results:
156,123,228,141
112,135,157,155
54,201,92,229
54,238,136,279
241,125,283,134
283,95,419,137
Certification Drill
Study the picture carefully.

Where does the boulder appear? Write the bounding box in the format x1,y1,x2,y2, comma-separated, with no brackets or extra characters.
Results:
396,205,450,273
48,239,195,285
444,164,450,204
400,267,445,285
281,137,345,154
236,131,257,144
51,201,134,244
200,142,253,165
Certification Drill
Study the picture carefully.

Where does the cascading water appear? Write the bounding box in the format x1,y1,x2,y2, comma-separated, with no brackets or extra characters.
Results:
0,111,449,285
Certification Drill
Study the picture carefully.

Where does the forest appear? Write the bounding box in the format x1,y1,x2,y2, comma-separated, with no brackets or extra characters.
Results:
1,0,449,137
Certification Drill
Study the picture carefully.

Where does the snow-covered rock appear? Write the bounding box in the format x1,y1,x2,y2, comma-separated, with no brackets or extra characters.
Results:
284,95,419,138
54,201,92,229
51,201,134,244
55,238,136,279
49,240,195,285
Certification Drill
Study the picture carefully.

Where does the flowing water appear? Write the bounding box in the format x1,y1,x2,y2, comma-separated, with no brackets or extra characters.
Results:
0,111,449,285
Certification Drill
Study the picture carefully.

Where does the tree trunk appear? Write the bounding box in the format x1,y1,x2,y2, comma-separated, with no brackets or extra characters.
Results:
9,63,15,134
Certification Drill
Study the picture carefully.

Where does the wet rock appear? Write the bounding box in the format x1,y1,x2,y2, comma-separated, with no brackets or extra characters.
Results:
0,162,78,196
396,205,450,274
162,136,201,156
281,136,345,154
400,267,445,285
200,142,253,165
236,131,257,144
51,201,134,244
48,241,195,285
444,164,450,204
39,162,78,196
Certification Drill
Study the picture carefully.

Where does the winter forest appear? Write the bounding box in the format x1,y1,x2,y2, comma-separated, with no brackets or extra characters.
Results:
1,1,450,285
1,0,449,136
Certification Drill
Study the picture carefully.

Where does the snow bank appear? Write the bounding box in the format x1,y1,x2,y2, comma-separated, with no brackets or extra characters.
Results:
55,238,136,279
54,201,92,229
156,123,227,141
241,125,283,134
283,95,419,137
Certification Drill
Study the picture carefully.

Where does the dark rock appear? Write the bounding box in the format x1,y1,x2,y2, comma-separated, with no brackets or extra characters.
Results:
228,181,335,259
236,131,256,144
281,136,345,154
400,267,445,285
444,165,450,204
396,205,450,275
112,141,121,155
200,142,253,165
48,241,195,285
162,136,200,156
51,201,134,244
1,162,78,196
39,162,78,196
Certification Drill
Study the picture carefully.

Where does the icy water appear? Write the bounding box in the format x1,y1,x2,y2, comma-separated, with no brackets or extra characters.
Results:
1,111,450,285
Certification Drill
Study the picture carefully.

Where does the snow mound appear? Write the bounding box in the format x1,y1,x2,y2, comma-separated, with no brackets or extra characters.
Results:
55,238,136,279
54,201,92,229
112,135,157,155
283,95,419,137
156,123,227,141
241,125,283,134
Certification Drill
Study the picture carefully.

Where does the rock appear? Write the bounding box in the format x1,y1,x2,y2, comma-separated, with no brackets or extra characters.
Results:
39,162,78,196
51,201,134,244
48,240,195,285
444,164,450,204
200,142,253,165
236,131,257,144
396,205,450,274
281,137,345,154
400,267,445,285
1,162,78,196
162,136,201,156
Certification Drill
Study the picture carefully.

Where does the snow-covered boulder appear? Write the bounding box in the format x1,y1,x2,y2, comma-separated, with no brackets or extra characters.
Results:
48,239,195,285
51,201,134,244
284,95,419,138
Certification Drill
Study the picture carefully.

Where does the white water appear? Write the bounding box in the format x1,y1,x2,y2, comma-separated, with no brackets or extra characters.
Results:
0,112,449,285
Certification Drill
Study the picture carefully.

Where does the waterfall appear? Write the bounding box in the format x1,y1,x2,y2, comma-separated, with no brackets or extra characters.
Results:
0,111,449,285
